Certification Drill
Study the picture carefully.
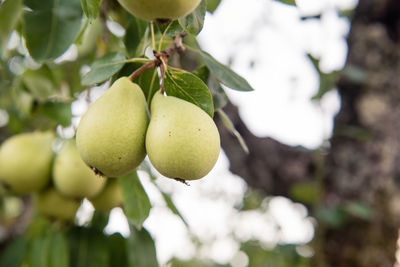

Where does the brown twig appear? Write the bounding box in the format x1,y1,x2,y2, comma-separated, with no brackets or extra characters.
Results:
128,33,187,92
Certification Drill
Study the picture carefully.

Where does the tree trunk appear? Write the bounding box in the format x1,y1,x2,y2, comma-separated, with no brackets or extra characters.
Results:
216,0,400,265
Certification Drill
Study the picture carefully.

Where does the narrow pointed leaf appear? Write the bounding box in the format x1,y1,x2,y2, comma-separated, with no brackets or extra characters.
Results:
126,225,158,267
119,172,151,229
0,236,27,267
200,51,254,91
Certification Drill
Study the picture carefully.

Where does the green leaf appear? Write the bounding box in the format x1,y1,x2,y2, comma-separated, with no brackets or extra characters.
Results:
91,210,110,231
307,54,338,100
193,65,228,110
81,52,126,86
38,102,72,127
135,67,159,104
49,231,69,267
22,0,83,62
179,0,207,35
0,0,23,57
21,66,57,101
207,0,221,13
27,230,52,267
160,191,188,227
289,182,321,204
343,201,372,220
217,109,249,154
157,20,184,37
80,0,101,20
0,236,27,267
164,69,214,117
275,0,296,6
125,16,148,57
108,233,128,267
316,206,347,228
119,172,151,229
126,225,158,267
68,227,109,267
200,51,254,91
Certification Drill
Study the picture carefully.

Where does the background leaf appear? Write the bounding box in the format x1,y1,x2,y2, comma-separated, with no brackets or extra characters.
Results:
119,172,151,229
194,65,228,110
164,69,214,117
275,0,296,6
108,233,128,267
21,66,57,101
200,51,254,91
0,236,27,267
179,0,207,36
38,102,73,127
49,230,69,267
23,0,83,62
68,227,109,267
125,15,148,57
207,0,221,13
81,52,126,85
0,0,23,58
126,225,158,267
80,0,101,20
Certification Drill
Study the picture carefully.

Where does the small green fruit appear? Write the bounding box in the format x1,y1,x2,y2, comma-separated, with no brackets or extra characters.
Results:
90,179,123,211
117,0,202,21
34,188,81,221
146,92,220,180
76,77,148,177
0,132,54,194
53,139,106,198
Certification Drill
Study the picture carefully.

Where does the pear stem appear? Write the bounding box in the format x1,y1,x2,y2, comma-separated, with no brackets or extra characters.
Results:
128,33,187,93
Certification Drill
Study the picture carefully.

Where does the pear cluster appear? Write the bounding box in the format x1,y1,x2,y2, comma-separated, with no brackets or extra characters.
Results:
76,77,220,181
0,133,123,221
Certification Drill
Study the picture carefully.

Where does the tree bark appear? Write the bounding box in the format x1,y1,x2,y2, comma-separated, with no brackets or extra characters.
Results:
216,0,400,266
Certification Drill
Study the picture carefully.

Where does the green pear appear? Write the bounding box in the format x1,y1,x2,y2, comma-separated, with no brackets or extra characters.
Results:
76,77,148,177
53,139,106,198
146,92,220,180
117,0,202,21
34,188,81,221
0,132,54,194
89,179,123,211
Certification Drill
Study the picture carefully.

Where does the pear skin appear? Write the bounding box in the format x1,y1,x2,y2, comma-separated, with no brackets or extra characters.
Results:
34,188,81,221
89,179,123,211
76,77,148,177
53,139,106,198
117,0,202,21
0,132,54,194
146,92,220,180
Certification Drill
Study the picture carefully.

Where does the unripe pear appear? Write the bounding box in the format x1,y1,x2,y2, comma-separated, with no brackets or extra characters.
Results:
53,139,106,198
89,179,123,211
0,132,54,194
34,188,81,221
117,0,202,21
76,77,148,177
146,92,220,180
